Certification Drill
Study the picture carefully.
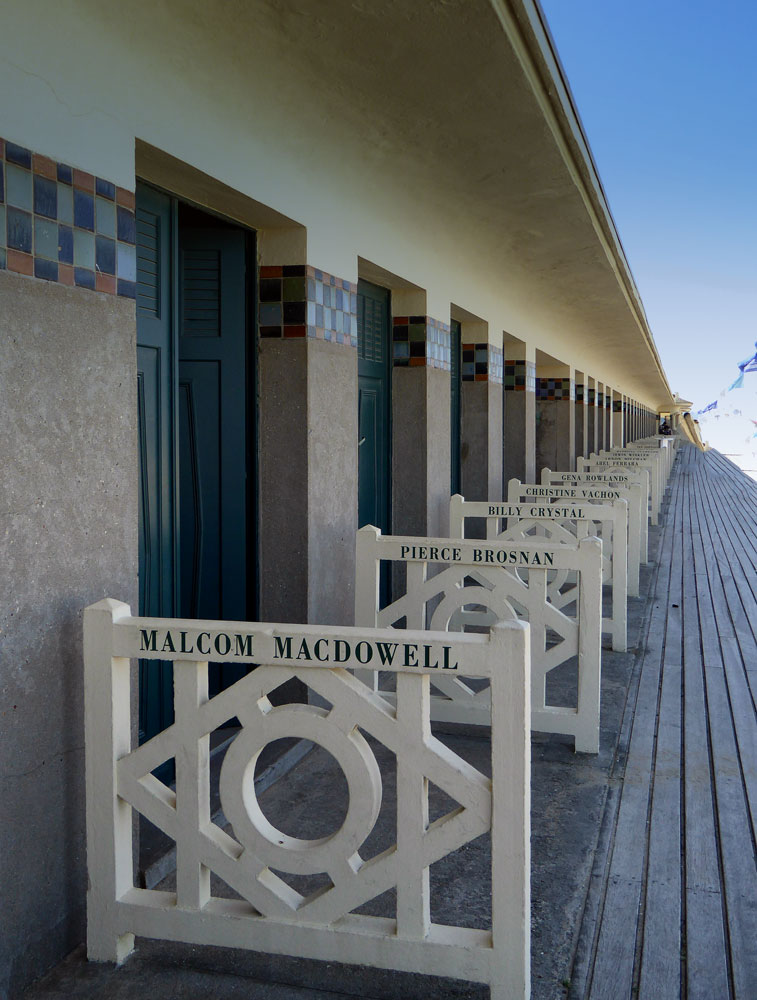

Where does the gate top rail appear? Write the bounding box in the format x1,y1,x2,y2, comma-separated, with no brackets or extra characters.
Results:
100,602,524,679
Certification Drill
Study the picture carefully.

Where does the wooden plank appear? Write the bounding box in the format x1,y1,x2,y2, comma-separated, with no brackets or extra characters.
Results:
680,469,730,1000
688,456,757,998
638,660,682,998
587,469,681,999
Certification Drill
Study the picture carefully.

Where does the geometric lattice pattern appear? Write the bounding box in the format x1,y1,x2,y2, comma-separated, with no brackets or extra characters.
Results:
355,527,603,753
84,601,531,999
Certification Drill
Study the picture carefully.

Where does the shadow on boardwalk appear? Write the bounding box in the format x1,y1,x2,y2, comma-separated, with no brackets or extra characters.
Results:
22,446,756,1000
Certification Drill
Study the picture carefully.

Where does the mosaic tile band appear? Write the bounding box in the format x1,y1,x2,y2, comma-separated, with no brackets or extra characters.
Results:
535,377,575,401
462,343,504,383
503,359,536,391
0,137,136,297
259,265,357,347
392,315,451,370
575,383,585,403
587,388,595,406
613,400,623,413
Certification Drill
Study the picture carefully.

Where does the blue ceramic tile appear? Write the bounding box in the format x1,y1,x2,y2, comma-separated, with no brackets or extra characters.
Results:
0,205,5,246
6,142,31,169
57,183,73,225
57,163,72,185
34,217,58,259
7,207,32,253
6,163,32,210
0,162,4,204
95,235,115,275
58,225,73,264
73,189,94,231
74,267,95,289
95,178,115,200
34,257,58,282
33,175,57,219
0,247,6,269
116,206,135,244
73,229,95,269
259,302,282,325
117,278,136,299
116,241,136,281
95,196,115,237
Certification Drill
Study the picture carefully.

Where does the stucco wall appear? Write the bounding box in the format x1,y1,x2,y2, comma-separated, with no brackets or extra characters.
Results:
0,272,138,998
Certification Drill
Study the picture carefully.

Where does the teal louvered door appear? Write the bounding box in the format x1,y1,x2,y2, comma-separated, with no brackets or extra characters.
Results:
136,184,254,741
450,319,462,495
357,280,391,534
178,226,248,696
136,184,176,743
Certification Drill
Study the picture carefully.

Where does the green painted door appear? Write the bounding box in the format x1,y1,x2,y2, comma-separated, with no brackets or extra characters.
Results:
136,184,177,743
357,279,391,533
450,319,462,495
136,185,253,741
178,224,248,696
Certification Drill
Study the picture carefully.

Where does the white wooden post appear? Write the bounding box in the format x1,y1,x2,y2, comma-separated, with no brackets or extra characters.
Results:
84,598,135,963
575,537,603,753
489,621,530,1000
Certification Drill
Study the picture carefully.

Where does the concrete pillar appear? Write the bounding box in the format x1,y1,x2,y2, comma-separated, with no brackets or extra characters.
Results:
461,325,504,501
575,372,587,460
535,361,575,475
259,265,359,627
605,391,612,448
588,381,598,454
611,391,624,448
597,386,607,451
392,296,452,537
503,341,536,486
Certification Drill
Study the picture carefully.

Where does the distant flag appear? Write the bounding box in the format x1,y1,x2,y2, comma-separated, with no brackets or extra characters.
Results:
701,400,718,413
728,373,744,391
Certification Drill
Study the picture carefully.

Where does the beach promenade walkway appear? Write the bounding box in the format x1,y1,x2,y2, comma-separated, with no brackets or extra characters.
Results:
572,445,757,1000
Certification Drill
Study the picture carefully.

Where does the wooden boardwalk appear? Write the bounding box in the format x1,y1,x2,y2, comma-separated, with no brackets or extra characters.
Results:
572,445,757,999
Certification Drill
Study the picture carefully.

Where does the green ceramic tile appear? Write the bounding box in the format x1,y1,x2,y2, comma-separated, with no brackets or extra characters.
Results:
57,183,73,225
6,163,32,211
34,217,59,259
0,205,5,247
73,228,95,269
95,196,116,238
282,276,306,301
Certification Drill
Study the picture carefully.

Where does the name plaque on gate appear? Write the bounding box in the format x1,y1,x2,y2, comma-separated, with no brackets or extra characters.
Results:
114,621,470,673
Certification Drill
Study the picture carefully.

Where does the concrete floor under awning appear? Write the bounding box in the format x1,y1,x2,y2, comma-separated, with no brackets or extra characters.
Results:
25,445,755,999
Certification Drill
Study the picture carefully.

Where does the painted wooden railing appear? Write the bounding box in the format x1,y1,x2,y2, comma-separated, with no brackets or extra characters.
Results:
355,527,602,753
84,600,530,1000
540,467,650,557
577,454,660,524
504,477,641,596
449,489,628,652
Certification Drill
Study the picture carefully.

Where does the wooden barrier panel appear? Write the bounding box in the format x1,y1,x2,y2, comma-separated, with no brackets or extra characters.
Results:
84,600,530,1000
578,455,660,525
503,478,641,597
541,468,649,564
355,527,603,753
449,491,627,651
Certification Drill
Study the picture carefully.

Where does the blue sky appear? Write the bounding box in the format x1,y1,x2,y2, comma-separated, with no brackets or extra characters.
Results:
539,0,757,410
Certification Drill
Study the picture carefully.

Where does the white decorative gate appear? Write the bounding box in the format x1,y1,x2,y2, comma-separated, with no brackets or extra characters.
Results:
354,528,602,753
541,468,649,563
538,469,648,570
449,490,628,652
579,453,660,523
84,600,530,1000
